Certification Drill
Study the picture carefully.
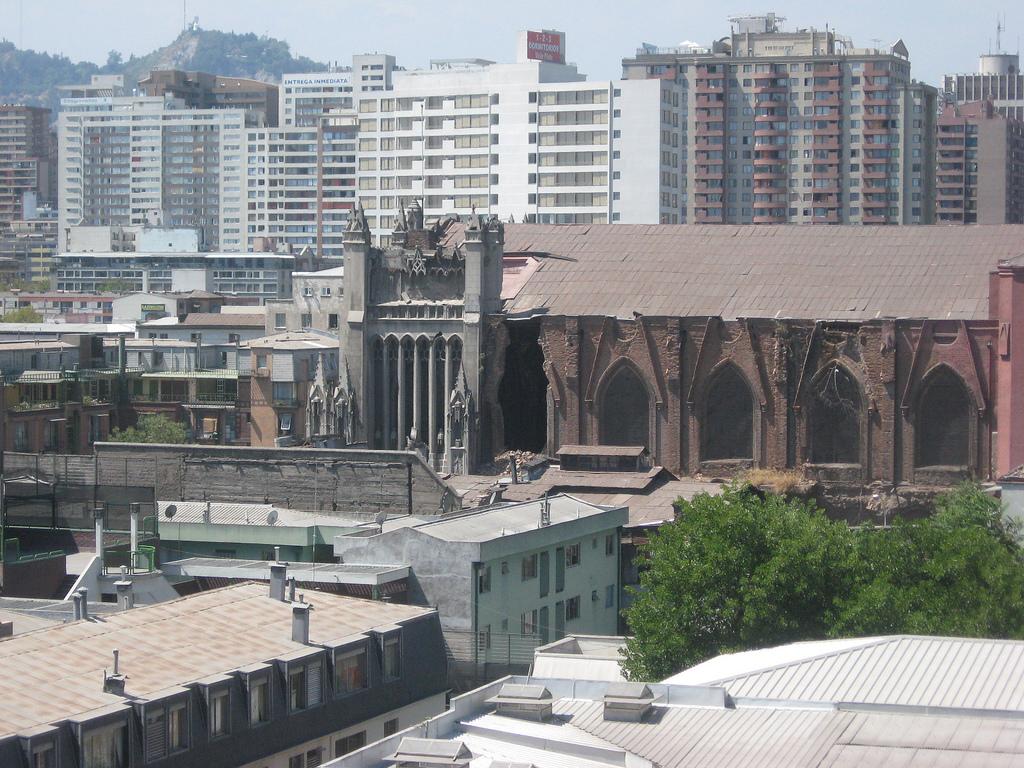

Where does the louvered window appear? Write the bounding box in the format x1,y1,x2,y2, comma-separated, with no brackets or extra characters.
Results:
306,662,322,707
145,707,166,762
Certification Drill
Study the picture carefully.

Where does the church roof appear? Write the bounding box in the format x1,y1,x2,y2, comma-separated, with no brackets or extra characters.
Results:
501,224,1024,321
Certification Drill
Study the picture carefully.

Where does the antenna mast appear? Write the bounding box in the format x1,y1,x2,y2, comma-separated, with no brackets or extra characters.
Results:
997,14,1004,53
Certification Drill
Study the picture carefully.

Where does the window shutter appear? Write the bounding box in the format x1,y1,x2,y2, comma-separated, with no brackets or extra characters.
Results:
146,709,167,761
306,663,322,706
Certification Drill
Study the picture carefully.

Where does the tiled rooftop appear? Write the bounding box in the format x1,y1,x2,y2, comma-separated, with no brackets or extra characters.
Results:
502,224,1024,320
0,583,432,737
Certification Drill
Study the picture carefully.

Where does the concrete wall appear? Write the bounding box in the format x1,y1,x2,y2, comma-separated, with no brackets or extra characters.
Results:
93,443,459,517
0,553,66,598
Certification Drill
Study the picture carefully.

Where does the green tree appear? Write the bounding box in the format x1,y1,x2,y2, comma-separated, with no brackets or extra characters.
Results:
0,307,43,323
97,279,136,293
621,485,855,681
108,414,188,444
622,482,1024,682
835,484,1024,638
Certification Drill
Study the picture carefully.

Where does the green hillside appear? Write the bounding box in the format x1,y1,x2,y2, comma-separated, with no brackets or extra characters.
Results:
0,27,327,113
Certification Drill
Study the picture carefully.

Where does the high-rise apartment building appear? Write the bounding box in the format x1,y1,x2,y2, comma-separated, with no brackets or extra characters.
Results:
139,69,280,126
280,54,396,127
622,13,936,224
944,52,1024,120
353,32,682,243
935,100,1024,223
0,105,55,225
244,119,358,261
57,92,246,251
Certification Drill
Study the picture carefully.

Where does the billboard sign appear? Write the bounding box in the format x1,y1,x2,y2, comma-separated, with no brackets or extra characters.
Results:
526,31,565,64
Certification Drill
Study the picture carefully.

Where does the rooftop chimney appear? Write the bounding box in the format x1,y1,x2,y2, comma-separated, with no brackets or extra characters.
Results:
540,495,551,527
288,576,297,602
292,602,311,644
273,545,281,562
115,579,134,611
72,591,83,621
602,682,655,722
77,588,89,620
270,562,287,601
103,649,126,695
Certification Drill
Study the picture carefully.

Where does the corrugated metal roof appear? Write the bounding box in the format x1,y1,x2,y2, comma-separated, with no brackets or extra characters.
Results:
677,635,1024,710
502,224,1024,320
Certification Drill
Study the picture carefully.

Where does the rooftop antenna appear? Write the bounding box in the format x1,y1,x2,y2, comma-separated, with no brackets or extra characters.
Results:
997,14,1005,53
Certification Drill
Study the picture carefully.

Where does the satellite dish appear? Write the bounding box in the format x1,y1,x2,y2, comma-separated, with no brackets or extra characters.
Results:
267,509,279,526
164,504,177,520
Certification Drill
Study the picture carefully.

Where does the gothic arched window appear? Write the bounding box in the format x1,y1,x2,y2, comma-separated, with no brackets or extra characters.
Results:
599,364,650,448
810,364,861,464
703,365,754,461
916,367,971,468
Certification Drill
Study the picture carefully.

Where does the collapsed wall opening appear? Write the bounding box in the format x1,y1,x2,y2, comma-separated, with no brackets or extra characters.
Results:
499,320,547,453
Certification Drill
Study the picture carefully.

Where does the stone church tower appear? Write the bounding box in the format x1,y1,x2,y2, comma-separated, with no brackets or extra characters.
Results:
340,202,504,472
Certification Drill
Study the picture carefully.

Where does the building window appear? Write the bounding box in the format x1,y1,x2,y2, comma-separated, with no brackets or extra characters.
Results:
916,366,971,468
168,702,188,752
31,743,56,768
279,413,293,435
335,731,367,757
83,721,128,768
274,312,286,329
605,584,615,608
328,313,339,330
289,755,304,768
335,645,368,694
605,534,615,556
810,363,861,464
306,747,323,768
209,689,230,738
273,382,296,402
521,609,538,635
566,595,581,621
521,553,538,580
383,718,399,737
301,313,312,328
383,635,401,680
289,662,321,710
248,677,270,725
478,564,491,593
599,364,650,448
228,333,240,344
565,543,581,568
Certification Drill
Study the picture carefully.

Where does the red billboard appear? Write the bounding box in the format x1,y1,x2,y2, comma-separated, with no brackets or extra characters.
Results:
526,31,565,64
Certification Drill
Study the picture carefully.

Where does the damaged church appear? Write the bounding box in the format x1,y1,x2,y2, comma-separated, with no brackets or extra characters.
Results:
339,202,1024,489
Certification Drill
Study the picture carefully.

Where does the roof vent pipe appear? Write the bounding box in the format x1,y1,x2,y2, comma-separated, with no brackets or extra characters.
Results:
288,576,297,602
540,494,551,527
72,591,82,621
269,562,287,601
115,579,134,611
292,602,311,644
78,588,89,620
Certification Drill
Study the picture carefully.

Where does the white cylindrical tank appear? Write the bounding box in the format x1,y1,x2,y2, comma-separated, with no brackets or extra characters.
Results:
979,54,1019,75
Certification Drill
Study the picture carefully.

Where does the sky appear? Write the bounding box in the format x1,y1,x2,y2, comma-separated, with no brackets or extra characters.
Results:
0,0,1018,89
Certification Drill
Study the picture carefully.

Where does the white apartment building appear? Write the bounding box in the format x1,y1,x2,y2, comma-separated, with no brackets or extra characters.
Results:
354,46,681,242
280,54,396,127
57,92,246,251
244,120,358,260
53,250,293,300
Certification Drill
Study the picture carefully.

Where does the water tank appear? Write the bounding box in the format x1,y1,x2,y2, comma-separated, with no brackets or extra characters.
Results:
979,53,1019,75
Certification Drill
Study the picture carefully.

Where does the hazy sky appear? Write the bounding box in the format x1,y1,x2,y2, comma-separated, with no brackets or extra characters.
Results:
0,1,1017,89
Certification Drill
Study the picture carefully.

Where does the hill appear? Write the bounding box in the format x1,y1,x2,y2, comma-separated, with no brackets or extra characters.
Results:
0,27,327,113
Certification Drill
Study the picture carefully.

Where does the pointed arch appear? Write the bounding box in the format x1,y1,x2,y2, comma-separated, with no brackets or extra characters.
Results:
915,364,972,468
702,362,754,461
597,359,652,449
809,361,862,464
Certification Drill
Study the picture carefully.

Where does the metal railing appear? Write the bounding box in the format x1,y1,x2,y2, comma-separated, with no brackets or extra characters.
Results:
443,630,541,666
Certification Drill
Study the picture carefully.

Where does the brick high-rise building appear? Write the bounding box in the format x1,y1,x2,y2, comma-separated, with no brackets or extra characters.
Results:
138,69,279,126
936,100,1024,224
621,13,936,224
0,105,54,225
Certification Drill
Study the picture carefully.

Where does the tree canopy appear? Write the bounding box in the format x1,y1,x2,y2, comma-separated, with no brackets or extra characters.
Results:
108,414,188,444
621,483,1024,681
0,307,42,323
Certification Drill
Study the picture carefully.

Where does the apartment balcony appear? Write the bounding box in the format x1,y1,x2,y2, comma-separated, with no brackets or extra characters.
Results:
695,95,725,107
811,95,842,107
753,126,787,138
752,212,787,224
695,83,724,95
813,139,841,150
694,126,725,138
813,65,843,77
753,167,787,180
